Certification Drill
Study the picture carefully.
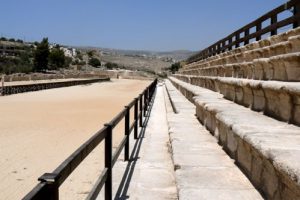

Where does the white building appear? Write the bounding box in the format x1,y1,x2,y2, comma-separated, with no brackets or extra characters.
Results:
49,43,77,58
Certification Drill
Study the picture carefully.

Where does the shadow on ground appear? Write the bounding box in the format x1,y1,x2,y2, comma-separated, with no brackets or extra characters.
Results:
114,89,157,200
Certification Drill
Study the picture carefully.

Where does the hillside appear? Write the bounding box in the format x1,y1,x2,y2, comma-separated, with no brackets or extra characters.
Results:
76,47,195,73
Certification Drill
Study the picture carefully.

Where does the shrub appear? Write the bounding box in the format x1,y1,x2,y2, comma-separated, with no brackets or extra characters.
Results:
89,58,101,67
105,62,118,69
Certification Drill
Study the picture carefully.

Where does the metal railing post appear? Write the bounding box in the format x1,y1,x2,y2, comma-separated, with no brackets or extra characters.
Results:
134,98,138,139
104,124,112,200
244,29,249,45
146,87,150,112
124,106,130,161
1,75,4,96
294,1,300,28
139,94,143,127
222,41,226,52
228,38,232,50
271,15,278,36
38,173,59,200
217,43,221,54
256,23,262,41
235,33,240,48
144,89,147,115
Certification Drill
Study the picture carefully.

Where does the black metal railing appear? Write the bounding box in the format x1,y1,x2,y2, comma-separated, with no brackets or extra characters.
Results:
22,78,158,200
187,0,300,63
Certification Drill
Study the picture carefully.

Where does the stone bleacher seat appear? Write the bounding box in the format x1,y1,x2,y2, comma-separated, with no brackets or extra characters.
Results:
168,27,300,199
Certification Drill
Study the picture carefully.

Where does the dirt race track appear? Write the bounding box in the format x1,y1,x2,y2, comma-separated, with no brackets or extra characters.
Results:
0,79,150,200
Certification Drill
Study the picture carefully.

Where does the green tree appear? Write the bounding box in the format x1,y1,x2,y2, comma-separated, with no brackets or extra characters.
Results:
79,60,86,66
89,58,101,67
87,50,95,58
48,45,65,70
105,62,118,69
64,57,72,68
170,62,181,73
16,39,24,43
8,38,15,42
76,51,83,60
33,38,49,71
0,53,33,74
0,37,7,41
19,51,33,72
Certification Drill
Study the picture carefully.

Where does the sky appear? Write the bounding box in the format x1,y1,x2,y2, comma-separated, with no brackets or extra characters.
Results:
0,0,288,51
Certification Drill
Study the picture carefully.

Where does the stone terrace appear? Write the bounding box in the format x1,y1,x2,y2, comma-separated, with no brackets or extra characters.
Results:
169,27,300,199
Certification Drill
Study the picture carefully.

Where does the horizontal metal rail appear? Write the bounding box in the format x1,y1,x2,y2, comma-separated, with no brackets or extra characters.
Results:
86,168,108,200
112,136,128,167
22,78,158,200
187,0,300,63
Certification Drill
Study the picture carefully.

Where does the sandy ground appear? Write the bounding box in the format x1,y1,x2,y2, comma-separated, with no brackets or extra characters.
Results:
0,78,150,200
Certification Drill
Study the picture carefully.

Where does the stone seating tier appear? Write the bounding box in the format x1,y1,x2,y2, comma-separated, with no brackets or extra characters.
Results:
164,80,263,200
173,74,300,126
169,76,300,200
182,52,300,81
181,27,300,72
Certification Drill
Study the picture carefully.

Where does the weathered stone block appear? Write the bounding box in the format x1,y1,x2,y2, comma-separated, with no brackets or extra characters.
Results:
235,85,244,105
242,85,253,108
289,35,300,52
224,65,233,77
244,63,254,79
216,119,227,145
253,59,266,80
222,84,235,101
262,159,279,199
237,140,252,175
235,52,244,63
251,149,263,188
282,53,300,81
263,89,292,122
293,95,300,126
226,129,238,158
252,87,265,112
218,66,225,77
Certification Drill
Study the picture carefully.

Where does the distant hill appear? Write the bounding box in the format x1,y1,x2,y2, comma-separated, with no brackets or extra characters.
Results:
75,46,196,73
75,46,195,62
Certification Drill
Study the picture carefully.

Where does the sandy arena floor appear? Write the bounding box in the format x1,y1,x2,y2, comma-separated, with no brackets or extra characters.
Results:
0,78,150,200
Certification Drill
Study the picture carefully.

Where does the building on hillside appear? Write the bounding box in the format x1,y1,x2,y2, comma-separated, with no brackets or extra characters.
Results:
61,47,76,58
49,44,77,58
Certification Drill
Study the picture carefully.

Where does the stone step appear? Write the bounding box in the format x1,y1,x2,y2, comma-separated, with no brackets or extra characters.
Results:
182,52,300,81
182,27,300,71
173,74,300,126
209,37,299,66
164,80,263,200
168,77,300,200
